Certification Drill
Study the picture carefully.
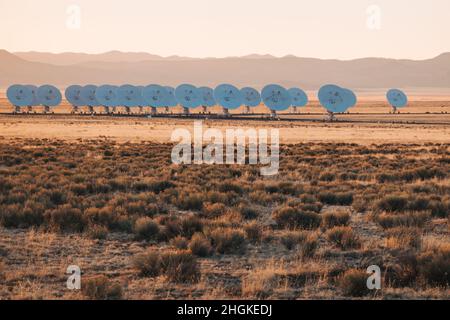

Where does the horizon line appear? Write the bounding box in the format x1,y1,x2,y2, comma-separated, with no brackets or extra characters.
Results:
6,49,450,62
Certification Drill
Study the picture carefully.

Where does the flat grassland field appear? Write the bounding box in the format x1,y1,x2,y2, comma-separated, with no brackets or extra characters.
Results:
0,99,449,299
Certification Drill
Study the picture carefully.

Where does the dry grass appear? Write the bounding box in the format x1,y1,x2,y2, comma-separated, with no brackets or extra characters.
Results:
0,138,448,299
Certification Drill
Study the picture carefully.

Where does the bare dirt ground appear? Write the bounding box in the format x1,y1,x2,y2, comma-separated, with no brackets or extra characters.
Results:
1,98,449,144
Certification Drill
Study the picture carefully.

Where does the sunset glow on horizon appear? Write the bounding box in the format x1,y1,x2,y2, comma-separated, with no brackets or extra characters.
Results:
1,0,449,59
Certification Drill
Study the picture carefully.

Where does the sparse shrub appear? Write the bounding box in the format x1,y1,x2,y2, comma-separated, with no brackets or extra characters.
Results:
352,197,369,213
160,251,201,283
202,202,227,217
133,179,174,193
319,172,336,182
407,197,430,212
176,193,203,211
280,231,308,250
318,192,353,205
218,182,243,194
84,207,117,228
418,247,450,287
189,233,212,257
242,268,279,298
133,251,161,277
298,234,319,258
385,227,421,249
339,269,371,297
238,204,260,220
272,206,321,230
428,200,449,218
244,222,262,243
87,224,108,240
321,211,351,229
385,253,419,288
180,215,203,238
170,236,188,250
46,205,86,233
82,275,123,300
0,203,44,228
326,226,361,250
376,195,408,212
134,217,159,241
210,228,247,254
375,212,430,229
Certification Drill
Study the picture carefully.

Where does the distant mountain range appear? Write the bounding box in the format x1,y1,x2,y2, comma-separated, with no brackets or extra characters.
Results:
1,50,450,90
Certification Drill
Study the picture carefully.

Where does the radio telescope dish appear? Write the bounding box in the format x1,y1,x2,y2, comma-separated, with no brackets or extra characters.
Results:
25,85,39,106
95,85,119,107
142,85,169,107
81,85,99,107
240,87,261,107
7,85,32,107
65,85,84,107
288,88,308,107
340,88,357,112
261,84,292,111
387,89,407,108
37,85,62,107
318,84,346,113
214,84,242,110
175,84,201,109
118,85,141,107
164,86,178,107
198,87,216,107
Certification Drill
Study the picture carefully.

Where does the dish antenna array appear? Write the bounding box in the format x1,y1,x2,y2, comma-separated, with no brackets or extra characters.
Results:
386,89,408,113
7,84,62,113
164,86,178,113
261,84,292,118
175,84,201,114
240,87,261,114
198,87,216,113
95,85,119,114
8,83,412,120
288,88,308,113
214,84,242,116
118,85,142,114
65,85,84,113
142,85,169,115
318,84,357,121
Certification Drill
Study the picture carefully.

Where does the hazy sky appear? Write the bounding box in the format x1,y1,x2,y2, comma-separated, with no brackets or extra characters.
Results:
1,0,449,59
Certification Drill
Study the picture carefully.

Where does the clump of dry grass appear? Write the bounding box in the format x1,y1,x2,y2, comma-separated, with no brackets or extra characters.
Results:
133,217,160,241
46,205,86,233
321,210,351,229
326,226,361,250
170,236,189,250
189,233,212,257
339,269,372,297
385,227,422,250
418,247,450,287
272,206,321,230
244,221,263,243
86,224,108,240
242,266,280,299
210,228,247,254
133,250,200,283
375,212,430,229
82,275,123,300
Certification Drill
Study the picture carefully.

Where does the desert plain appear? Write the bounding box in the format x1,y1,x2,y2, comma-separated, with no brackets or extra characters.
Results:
0,98,448,299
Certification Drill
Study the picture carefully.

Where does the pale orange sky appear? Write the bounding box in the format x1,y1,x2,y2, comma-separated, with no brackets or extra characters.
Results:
1,0,450,59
